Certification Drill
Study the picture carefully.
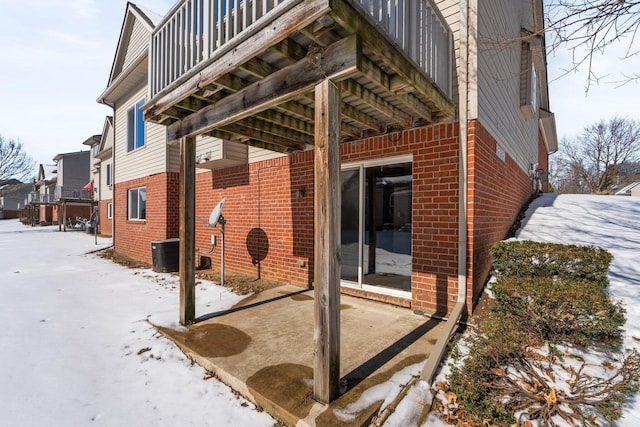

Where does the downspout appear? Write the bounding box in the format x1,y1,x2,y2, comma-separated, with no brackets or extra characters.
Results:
420,0,470,384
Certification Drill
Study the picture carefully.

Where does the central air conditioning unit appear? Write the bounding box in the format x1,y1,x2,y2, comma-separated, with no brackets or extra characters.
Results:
195,136,248,170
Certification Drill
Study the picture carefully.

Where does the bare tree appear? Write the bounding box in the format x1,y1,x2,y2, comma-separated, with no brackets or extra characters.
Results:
544,1,640,89
0,134,36,182
551,117,640,194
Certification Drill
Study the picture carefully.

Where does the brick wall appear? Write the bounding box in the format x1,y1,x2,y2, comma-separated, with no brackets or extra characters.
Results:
467,120,534,309
99,199,113,236
113,120,536,316
114,172,179,263
194,123,461,314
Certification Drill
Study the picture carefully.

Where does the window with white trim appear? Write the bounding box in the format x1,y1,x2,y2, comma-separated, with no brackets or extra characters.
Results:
127,187,146,220
107,202,113,219
105,163,112,187
520,42,538,118
127,99,146,151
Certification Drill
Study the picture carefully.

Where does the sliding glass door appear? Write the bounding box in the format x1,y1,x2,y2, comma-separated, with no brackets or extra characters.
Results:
340,159,412,295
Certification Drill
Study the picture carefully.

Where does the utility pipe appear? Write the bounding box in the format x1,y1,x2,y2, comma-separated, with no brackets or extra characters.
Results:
420,0,470,384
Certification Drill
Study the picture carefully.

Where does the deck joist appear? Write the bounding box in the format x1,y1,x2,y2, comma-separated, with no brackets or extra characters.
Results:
144,0,455,152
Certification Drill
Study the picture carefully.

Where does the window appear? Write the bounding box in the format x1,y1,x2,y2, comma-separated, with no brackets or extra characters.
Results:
520,42,538,118
127,99,146,151
341,158,412,296
107,202,113,219
92,143,99,156
127,187,146,220
105,163,112,187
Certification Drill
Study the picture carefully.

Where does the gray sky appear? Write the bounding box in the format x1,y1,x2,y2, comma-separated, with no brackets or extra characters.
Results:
0,0,638,177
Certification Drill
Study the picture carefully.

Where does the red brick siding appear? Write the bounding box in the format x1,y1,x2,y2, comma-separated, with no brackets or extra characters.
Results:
40,205,53,223
61,205,92,222
114,173,179,263
467,120,534,309
194,123,460,314
99,199,113,236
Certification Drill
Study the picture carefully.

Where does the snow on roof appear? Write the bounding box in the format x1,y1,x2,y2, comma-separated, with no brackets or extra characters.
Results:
134,3,164,27
41,164,57,180
615,181,640,195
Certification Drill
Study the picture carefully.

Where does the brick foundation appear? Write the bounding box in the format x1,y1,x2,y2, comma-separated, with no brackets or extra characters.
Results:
113,120,541,316
99,199,113,236
114,173,179,263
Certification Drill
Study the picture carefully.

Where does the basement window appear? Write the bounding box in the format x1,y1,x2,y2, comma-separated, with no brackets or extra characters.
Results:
128,186,146,220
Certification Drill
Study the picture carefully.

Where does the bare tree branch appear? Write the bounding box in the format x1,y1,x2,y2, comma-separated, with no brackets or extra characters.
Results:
550,117,640,193
0,134,36,182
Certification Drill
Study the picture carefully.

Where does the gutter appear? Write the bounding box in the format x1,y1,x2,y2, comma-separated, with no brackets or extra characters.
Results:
420,0,470,384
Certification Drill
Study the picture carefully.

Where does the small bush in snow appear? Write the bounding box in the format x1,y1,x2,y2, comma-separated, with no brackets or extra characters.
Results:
443,241,639,426
490,241,612,288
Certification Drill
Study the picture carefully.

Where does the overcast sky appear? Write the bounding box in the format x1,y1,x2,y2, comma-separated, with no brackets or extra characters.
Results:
0,0,638,177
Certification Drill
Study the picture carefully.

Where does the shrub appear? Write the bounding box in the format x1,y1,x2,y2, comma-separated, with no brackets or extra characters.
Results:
490,241,612,288
492,276,625,347
444,240,635,425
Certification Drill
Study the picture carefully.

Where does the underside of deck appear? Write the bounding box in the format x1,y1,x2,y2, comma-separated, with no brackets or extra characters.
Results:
144,0,455,151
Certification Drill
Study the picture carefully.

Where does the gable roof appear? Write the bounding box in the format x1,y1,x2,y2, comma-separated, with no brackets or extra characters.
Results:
97,2,161,106
38,164,57,182
615,182,640,196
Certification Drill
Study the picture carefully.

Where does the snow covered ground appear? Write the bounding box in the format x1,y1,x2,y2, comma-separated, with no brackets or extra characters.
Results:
0,220,275,427
389,194,640,426
2,193,638,426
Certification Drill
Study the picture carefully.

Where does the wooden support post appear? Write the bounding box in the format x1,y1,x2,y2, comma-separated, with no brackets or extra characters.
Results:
313,79,341,403
179,135,196,325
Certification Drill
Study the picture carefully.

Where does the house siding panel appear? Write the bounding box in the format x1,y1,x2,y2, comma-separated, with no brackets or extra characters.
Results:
121,18,150,72
476,0,539,173
248,146,287,163
114,86,169,184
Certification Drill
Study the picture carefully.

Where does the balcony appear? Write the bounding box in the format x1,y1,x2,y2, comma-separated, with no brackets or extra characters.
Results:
54,186,93,202
27,192,54,205
144,0,455,150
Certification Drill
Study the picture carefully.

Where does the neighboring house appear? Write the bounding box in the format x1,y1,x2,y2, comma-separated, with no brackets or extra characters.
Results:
27,151,93,228
83,120,115,236
0,182,31,219
103,0,558,403
615,182,640,196
29,164,57,224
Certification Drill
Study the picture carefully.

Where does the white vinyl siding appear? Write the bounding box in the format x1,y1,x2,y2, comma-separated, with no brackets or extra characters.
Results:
121,18,151,72
248,147,287,163
476,0,539,172
114,86,169,184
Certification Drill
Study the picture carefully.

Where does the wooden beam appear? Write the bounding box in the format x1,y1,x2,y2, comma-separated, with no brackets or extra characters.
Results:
179,136,196,325
360,56,433,122
167,35,360,144
329,0,455,119
221,122,306,151
144,0,332,121
204,129,294,153
313,79,341,404
341,79,412,127
236,116,313,144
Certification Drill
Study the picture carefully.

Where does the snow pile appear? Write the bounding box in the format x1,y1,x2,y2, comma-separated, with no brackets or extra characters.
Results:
0,221,274,427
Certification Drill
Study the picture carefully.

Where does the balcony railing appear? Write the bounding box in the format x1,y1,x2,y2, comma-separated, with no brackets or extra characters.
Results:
150,0,451,99
54,186,92,201
28,192,53,204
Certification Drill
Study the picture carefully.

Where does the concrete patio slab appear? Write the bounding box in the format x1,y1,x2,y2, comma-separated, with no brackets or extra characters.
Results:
155,285,443,426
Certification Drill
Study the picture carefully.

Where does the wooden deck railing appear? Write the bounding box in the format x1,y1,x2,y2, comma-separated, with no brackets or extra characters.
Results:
149,0,452,99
